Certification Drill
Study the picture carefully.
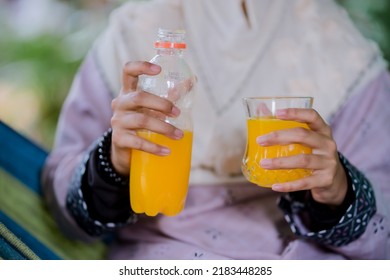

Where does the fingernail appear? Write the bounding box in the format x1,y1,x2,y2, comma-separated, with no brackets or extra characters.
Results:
174,129,184,139
150,64,160,73
171,106,181,117
275,109,287,118
260,158,272,168
160,147,171,156
272,184,283,191
256,136,267,146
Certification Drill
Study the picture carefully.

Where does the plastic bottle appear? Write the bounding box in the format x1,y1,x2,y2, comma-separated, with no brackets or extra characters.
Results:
130,28,196,216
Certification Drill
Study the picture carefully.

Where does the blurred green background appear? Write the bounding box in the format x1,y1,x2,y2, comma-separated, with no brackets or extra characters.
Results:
0,0,390,149
0,0,127,148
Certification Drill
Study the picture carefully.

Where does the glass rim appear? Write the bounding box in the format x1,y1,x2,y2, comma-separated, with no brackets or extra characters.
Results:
242,96,313,101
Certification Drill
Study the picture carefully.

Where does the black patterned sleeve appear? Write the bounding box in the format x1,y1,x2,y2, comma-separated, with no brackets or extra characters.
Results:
278,153,376,247
66,129,138,237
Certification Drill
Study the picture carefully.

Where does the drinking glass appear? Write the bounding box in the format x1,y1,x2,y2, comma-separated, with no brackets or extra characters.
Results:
241,96,313,188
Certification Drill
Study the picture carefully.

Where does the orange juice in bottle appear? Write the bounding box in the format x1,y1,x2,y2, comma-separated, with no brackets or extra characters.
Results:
130,130,193,216
130,28,196,216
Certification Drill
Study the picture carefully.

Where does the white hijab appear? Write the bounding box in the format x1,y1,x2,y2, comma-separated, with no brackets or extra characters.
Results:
95,0,386,183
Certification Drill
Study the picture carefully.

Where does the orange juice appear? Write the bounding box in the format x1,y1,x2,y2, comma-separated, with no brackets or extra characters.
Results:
242,117,312,187
130,130,193,216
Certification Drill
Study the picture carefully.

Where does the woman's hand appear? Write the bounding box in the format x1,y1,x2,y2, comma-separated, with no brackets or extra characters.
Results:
256,108,348,206
110,61,183,175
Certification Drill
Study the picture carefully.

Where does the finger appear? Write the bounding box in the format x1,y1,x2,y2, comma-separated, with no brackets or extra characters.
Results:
255,102,273,118
112,111,184,140
275,108,331,136
166,76,196,103
256,126,332,152
113,90,181,118
270,172,326,192
128,91,181,117
122,61,161,93
137,108,168,121
260,154,328,170
113,130,171,156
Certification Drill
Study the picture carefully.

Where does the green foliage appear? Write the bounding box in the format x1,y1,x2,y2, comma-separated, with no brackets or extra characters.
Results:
0,32,83,147
338,0,390,65
371,4,390,64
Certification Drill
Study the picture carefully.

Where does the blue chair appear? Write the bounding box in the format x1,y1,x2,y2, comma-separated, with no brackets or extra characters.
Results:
0,120,107,259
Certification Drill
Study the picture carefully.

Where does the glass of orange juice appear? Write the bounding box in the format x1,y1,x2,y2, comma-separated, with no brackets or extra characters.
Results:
241,96,314,188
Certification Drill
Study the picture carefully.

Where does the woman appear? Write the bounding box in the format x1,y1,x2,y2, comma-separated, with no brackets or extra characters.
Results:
42,0,390,259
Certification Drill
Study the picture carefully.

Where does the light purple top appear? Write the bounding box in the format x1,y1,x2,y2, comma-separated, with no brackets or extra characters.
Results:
42,51,390,259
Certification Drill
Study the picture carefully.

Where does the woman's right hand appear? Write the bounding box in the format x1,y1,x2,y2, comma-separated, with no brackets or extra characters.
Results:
110,61,183,175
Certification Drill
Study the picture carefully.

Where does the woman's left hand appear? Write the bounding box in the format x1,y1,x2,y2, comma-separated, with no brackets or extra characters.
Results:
256,108,348,206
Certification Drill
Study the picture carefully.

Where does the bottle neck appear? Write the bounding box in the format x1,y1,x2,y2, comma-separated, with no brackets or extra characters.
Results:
156,48,184,56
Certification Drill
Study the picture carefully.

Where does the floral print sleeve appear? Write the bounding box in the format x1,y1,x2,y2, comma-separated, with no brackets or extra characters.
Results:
278,153,376,247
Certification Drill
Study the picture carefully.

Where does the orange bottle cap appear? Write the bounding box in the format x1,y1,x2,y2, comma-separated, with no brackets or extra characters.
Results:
154,41,187,49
